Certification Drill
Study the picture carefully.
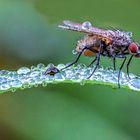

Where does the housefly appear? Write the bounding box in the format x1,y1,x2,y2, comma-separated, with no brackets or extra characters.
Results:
57,20,140,87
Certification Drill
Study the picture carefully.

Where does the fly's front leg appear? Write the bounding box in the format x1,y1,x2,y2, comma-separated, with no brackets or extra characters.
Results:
126,55,133,79
115,54,127,88
118,57,126,88
60,46,89,71
61,39,100,71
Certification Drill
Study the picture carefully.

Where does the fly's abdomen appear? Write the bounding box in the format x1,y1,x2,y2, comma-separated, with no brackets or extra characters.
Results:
76,35,99,57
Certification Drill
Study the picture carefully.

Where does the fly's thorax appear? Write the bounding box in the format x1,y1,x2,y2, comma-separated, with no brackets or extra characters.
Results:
112,30,132,46
106,44,128,55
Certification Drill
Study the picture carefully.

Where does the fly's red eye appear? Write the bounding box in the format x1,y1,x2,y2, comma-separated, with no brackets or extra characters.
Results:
129,42,138,54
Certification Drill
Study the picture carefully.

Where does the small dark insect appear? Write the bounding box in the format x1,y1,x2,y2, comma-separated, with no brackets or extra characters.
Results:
44,67,59,76
58,20,140,87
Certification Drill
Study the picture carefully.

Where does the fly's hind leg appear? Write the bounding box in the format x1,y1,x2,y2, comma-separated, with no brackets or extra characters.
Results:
87,57,97,67
118,57,127,88
115,54,127,88
87,42,103,79
126,55,133,79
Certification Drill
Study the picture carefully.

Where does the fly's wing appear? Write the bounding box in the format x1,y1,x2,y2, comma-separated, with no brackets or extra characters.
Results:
58,20,106,36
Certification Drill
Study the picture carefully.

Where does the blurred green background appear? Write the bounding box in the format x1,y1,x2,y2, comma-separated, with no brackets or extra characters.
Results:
0,0,140,140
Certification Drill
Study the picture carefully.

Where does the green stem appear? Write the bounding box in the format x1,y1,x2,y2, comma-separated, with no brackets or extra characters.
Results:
0,63,139,94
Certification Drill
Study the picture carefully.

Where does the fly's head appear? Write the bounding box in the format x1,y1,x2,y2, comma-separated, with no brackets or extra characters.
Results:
128,42,140,57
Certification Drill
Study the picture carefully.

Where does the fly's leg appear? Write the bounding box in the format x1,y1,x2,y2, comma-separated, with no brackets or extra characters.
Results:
60,46,88,71
118,57,127,88
113,57,116,70
114,52,129,87
126,55,133,79
87,43,102,79
87,57,97,67
61,39,100,71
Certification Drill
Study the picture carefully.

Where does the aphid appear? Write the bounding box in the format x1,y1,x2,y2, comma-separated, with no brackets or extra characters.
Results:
58,20,140,87
44,67,59,76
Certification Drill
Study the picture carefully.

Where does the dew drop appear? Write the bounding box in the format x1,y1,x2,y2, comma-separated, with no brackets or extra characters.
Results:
17,67,30,75
37,63,45,69
42,81,48,87
72,49,78,55
0,70,10,75
80,80,85,86
57,64,65,69
21,84,31,89
65,69,74,79
34,84,39,87
0,77,8,84
82,21,92,29
0,82,10,90
11,88,16,92
9,80,22,88
47,63,54,68
30,65,36,70
77,63,86,69
29,71,40,78
54,73,65,80
128,78,140,91
127,32,132,37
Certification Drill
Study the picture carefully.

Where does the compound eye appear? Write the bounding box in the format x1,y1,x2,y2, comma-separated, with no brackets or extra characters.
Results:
129,42,138,54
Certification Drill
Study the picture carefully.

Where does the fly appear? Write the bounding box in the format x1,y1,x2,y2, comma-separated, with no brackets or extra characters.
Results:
49,20,140,87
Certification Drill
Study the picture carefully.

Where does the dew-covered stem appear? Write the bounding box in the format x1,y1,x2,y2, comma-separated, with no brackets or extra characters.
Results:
0,63,140,94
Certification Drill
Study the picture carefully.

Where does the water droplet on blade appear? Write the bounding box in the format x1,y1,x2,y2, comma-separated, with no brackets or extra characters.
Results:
17,67,30,75
82,21,92,29
128,78,140,91
72,49,78,55
37,63,45,69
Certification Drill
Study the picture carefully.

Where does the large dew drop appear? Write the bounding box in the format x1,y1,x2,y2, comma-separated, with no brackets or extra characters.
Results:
82,21,92,29
17,67,30,74
128,78,140,91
